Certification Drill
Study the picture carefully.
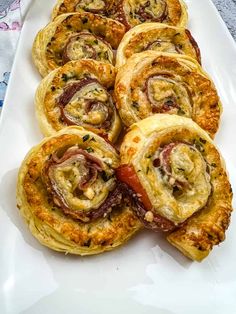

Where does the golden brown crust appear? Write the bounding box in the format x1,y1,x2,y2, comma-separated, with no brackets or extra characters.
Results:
35,60,121,142
32,12,126,77
119,114,233,261
52,0,108,19
116,23,201,67
109,0,188,30
17,127,142,255
115,51,221,138
167,142,233,261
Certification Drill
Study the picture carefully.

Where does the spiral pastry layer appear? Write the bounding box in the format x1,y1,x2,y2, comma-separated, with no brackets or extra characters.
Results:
52,0,108,19
109,0,188,30
115,51,221,138
116,114,233,261
32,12,125,77
17,127,142,255
116,23,201,67
35,60,121,142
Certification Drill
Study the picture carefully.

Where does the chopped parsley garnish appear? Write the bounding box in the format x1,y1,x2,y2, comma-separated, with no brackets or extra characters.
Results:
177,108,186,115
83,134,90,142
103,51,108,59
193,139,205,152
131,101,139,110
62,74,69,82
101,171,111,182
199,138,207,144
86,147,94,153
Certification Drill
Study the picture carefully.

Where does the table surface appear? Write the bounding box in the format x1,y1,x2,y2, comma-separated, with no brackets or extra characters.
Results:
0,0,235,114
213,0,236,40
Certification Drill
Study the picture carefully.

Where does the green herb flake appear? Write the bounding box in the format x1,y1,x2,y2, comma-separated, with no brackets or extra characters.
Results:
177,108,186,115
193,139,205,152
101,171,111,182
83,134,90,142
131,101,139,110
86,147,94,153
103,51,108,59
62,73,69,82
199,138,207,144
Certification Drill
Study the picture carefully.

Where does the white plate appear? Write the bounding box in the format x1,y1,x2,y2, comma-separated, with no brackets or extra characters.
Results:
0,1,236,313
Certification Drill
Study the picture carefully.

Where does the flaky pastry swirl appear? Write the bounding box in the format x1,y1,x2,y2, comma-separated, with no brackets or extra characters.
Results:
117,114,233,261
109,0,188,30
115,51,221,138
52,0,108,19
35,60,121,142
32,12,125,77
17,127,141,255
116,22,201,67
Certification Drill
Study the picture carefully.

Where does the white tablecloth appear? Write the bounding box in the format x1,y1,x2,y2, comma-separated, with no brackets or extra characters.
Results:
0,0,31,112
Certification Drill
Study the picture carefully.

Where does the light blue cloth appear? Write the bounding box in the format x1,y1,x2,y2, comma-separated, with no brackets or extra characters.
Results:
0,0,29,112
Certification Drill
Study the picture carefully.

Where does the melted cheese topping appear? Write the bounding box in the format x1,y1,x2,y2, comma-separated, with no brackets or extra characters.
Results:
115,51,220,137
64,33,113,64
76,0,106,11
147,40,177,53
50,153,115,212
62,81,113,127
147,75,192,116
119,114,217,224
116,23,200,68
122,0,185,27
151,143,211,222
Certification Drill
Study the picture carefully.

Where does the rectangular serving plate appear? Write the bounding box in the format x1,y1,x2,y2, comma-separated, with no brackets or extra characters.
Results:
0,1,236,313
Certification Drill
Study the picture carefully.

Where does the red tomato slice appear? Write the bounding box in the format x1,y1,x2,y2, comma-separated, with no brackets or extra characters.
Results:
116,165,152,210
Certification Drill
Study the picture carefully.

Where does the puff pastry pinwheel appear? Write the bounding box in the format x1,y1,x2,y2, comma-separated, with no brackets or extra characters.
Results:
32,12,125,77
17,127,141,255
116,23,201,67
109,0,188,30
116,114,233,261
35,60,121,142
52,0,108,19
115,51,221,138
